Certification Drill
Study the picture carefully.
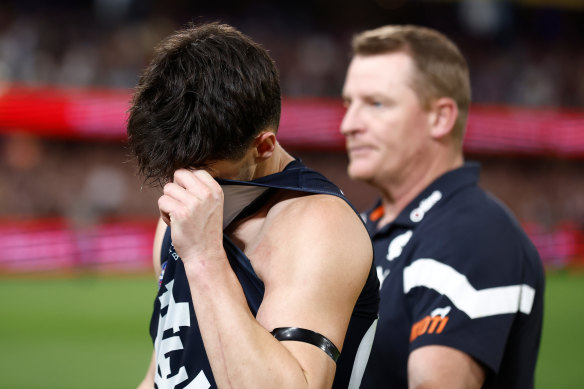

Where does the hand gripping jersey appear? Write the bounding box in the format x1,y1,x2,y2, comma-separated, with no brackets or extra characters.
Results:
149,160,380,389
360,163,545,389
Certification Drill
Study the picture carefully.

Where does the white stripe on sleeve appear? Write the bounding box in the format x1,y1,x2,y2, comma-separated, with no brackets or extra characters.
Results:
403,259,535,319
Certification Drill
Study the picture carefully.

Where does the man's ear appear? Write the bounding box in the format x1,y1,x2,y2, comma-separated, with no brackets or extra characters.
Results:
428,97,458,139
254,131,276,160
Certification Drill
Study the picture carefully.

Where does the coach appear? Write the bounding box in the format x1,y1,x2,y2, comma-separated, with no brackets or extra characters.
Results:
340,25,545,388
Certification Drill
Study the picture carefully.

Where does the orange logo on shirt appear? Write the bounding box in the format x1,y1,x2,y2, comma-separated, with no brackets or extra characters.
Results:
410,306,451,342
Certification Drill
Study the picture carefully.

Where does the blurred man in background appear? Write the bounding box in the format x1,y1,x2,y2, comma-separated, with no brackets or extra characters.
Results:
340,25,545,388
127,22,379,389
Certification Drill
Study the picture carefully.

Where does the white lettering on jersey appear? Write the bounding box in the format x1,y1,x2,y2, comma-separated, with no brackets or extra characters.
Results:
170,243,180,261
410,190,442,222
376,266,390,290
155,279,210,388
183,371,211,389
386,230,413,261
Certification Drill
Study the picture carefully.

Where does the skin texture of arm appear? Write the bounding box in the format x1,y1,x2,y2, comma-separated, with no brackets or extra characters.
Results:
158,169,372,389
408,345,486,389
136,218,166,389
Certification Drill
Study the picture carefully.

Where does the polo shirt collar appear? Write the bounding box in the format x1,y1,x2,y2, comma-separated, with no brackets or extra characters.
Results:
367,162,481,235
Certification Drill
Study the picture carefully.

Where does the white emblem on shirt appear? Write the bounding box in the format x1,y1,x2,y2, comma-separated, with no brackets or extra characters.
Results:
386,230,413,261
410,190,442,222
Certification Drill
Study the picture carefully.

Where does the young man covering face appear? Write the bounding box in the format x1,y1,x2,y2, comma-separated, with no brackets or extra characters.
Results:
128,23,379,389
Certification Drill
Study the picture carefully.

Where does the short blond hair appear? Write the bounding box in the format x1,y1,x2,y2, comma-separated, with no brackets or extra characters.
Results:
352,25,471,141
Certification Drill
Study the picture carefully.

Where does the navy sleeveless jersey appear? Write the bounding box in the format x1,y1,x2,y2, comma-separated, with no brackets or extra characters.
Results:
149,160,380,389
360,163,544,389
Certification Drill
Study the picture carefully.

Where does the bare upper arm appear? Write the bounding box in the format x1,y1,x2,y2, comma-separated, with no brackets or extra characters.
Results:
408,345,486,389
254,195,373,384
152,218,168,279
139,219,167,386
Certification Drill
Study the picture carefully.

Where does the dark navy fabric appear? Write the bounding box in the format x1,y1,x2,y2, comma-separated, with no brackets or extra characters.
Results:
360,163,545,389
150,159,380,389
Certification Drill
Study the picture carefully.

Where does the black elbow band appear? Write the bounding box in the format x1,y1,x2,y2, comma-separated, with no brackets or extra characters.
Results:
271,327,340,363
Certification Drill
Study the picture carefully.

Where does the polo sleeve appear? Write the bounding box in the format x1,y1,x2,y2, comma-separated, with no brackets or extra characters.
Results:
403,204,531,375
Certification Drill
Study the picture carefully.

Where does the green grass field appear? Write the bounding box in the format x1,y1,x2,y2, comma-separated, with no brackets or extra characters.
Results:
0,271,582,388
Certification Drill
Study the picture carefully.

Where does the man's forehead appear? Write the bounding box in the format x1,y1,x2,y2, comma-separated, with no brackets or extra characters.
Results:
350,53,412,78
344,53,414,95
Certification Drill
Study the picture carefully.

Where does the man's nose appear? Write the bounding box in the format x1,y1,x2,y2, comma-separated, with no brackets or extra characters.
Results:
340,103,362,137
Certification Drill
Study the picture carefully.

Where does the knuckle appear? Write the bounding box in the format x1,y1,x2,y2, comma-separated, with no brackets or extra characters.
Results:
209,180,223,196
215,186,224,201
174,209,187,220
197,185,212,200
173,169,186,181
157,195,167,207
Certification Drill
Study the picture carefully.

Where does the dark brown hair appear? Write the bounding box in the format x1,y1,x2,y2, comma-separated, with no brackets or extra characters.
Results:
127,22,281,184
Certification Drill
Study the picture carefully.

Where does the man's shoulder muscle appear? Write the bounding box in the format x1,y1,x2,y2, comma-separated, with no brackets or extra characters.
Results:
270,194,369,252
261,194,373,286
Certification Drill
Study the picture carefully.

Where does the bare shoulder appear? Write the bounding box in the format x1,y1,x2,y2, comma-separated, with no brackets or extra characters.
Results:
265,193,372,274
270,193,367,236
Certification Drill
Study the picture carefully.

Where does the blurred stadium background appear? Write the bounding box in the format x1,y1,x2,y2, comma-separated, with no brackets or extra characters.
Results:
0,0,582,387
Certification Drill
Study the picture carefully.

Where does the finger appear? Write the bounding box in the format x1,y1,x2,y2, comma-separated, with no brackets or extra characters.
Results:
191,170,224,201
163,182,193,205
158,194,185,224
172,169,209,194
174,169,223,199
191,169,220,188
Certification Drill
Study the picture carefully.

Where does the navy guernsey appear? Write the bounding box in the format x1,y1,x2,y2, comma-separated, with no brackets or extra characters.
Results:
150,160,380,389
360,163,544,389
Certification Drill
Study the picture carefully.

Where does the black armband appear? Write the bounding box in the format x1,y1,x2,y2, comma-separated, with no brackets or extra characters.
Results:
271,327,340,362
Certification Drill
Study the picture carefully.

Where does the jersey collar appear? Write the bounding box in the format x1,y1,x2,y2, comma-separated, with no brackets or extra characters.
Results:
366,162,481,235
218,159,352,228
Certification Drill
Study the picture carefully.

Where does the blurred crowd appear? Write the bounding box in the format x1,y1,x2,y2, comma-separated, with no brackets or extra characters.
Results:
1,133,582,230
0,0,583,106
3,134,584,269
0,0,583,268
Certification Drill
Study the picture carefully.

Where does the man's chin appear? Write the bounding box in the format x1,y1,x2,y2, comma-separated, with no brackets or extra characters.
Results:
347,165,373,182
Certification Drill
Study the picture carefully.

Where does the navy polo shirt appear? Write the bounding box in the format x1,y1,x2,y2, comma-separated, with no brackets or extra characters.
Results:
360,163,545,389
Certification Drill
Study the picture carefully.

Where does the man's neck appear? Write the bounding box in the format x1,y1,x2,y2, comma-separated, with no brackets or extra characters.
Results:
376,154,463,228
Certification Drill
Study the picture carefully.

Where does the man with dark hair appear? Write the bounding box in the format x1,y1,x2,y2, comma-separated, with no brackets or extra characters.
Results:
340,25,544,388
128,23,379,389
